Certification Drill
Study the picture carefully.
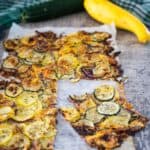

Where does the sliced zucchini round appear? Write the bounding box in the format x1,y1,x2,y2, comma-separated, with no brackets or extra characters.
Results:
0,106,14,121
94,85,115,101
25,51,45,64
41,52,54,66
16,91,38,106
24,120,47,139
17,64,30,74
5,133,30,149
69,94,87,102
97,102,120,115
0,124,13,146
85,107,104,124
3,39,19,51
3,55,19,70
5,83,23,98
22,78,42,92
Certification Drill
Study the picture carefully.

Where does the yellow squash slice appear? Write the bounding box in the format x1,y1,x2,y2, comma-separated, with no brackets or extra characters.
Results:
0,106,14,122
0,124,13,146
16,91,38,106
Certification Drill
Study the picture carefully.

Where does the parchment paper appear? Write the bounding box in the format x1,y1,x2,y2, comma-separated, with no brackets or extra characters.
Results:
3,23,135,150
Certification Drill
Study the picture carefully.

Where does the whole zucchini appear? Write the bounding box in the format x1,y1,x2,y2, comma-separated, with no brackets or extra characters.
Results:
0,0,83,30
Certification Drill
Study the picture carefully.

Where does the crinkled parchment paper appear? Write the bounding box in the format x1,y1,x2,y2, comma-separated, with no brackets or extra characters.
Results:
3,23,135,150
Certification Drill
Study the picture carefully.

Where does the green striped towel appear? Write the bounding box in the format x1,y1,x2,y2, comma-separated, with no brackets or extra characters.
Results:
0,0,150,31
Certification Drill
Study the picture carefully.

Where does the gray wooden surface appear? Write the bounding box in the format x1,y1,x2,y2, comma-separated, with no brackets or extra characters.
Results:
1,12,150,150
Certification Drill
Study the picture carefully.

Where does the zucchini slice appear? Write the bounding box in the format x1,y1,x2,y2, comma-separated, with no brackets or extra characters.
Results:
3,39,19,51
2,55,19,70
97,102,120,115
85,107,104,124
18,64,30,74
16,91,38,106
0,124,13,146
94,85,115,101
25,51,45,64
22,78,42,92
69,94,87,102
0,106,14,122
5,83,23,98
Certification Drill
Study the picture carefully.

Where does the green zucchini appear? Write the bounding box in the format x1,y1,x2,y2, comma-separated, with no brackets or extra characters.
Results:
69,94,87,102
85,107,104,124
94,85,115,101
22,0,83,22
5,83,23,98
0,0,83,31
97,102,120,116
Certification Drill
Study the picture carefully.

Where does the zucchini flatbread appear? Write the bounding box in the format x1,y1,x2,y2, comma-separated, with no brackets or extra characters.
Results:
1,30,148,150
60,84,148,150
0,34,57,150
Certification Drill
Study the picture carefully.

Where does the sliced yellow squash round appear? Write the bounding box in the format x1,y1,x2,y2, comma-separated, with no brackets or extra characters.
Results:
0,106,14,121
61,107,81,123
0,124,13,146
12,101,42,122
24,120,48,139
94,85,115,101
57,54,79,77
5,83,23,98
16,91,38,106
22,78,42,92
5,133,30,149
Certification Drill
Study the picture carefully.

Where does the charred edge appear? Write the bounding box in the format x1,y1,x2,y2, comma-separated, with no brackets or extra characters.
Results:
73,125,95,136
0,68,19,78
35,30,57,40
113,51,121,57
81,67,94,79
